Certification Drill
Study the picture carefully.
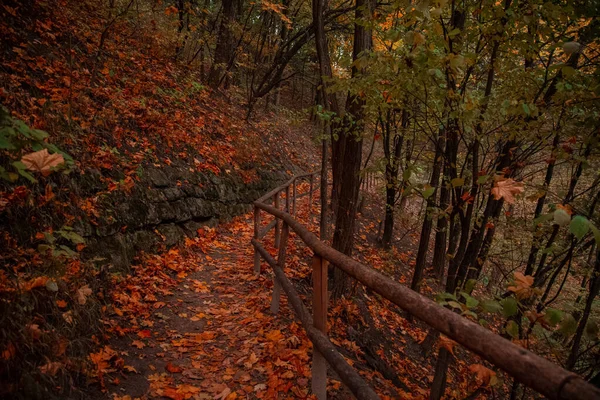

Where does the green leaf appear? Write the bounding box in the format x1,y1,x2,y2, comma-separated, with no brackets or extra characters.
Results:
545,308,563,326
31,129,49,141
465,295,479,309
553,209,571,226
505,320,519,338
436,292,457,302
422,185,435,199
522,103,531,115
477,175,490,185
451,177,464,187
59,230,85,244
448,301,463,310
37,244,52,253
464,279,476,294
559,314,577,337
0,128,17,149
480,299,503,313
448,28,461,37
501,297,518,317
12,162,37,183
569,215,590,240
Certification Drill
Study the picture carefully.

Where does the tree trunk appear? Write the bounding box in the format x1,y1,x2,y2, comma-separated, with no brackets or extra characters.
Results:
410,132,444,292
331,0,373,298
382,115,405,249
208,0,238,88
566,249,600,371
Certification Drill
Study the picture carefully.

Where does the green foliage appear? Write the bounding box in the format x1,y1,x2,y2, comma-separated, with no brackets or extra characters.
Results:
569,215,590,240
0,106,72,182
36,226,85,259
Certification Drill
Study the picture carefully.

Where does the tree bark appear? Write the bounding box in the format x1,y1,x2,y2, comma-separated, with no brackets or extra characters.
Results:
331,0,373,298
410,132,444,292
208,0,239,88
566,250,600,371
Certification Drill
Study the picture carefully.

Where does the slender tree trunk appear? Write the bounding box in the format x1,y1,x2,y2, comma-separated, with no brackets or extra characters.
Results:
331,0,373,297
208,0,238,88
566,250,600,370
313,0,340,240
524,132,560,275
382,112,406,249
410,132,444,292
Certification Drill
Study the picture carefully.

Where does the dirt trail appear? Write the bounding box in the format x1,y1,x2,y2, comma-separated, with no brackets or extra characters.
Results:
89,199,325,400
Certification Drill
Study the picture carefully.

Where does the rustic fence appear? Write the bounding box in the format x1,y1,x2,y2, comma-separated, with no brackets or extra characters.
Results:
251,172,600,400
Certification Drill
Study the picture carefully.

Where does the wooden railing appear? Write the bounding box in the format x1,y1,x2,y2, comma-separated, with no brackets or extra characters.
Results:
251,172,600,400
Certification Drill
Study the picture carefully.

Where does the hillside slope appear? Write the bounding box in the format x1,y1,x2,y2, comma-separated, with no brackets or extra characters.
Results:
0,1,319,397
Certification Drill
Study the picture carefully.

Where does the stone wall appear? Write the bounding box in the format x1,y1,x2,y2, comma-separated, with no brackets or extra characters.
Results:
76,165,288,271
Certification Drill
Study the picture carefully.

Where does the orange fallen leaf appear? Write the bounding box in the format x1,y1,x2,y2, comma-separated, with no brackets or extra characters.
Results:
137,330,152,338
21,149,65,176
166,362,183,373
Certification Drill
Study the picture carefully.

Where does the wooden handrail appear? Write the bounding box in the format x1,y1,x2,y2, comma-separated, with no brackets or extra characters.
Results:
252,173,600,400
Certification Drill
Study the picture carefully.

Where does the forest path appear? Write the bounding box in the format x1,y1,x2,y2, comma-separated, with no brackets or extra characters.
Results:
91,206,321,400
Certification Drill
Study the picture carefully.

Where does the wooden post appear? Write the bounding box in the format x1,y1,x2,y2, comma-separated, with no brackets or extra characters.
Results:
254,206,261,274
312,255,328,399
271,222,289,314
309,174,314,219
292,179,297,216
285,185,290,213
274,191,281,248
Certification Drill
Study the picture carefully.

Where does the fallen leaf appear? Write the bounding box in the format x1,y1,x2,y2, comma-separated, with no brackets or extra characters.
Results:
76,285,92,305
469,364,497,386
137,330,152,338
21,149,65,176
166,362,183,373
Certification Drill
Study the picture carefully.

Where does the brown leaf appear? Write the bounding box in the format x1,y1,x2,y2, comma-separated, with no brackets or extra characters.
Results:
491,178,524,204
507,272,535,300
39,362,63,377
76,285,92,305
21,149,65,176
469,364,496,386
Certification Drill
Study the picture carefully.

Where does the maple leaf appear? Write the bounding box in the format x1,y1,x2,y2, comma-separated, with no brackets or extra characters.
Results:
507,272,535,300
20,149,65,176
469,364,497,386
491,178,524,204
131,340,146,349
